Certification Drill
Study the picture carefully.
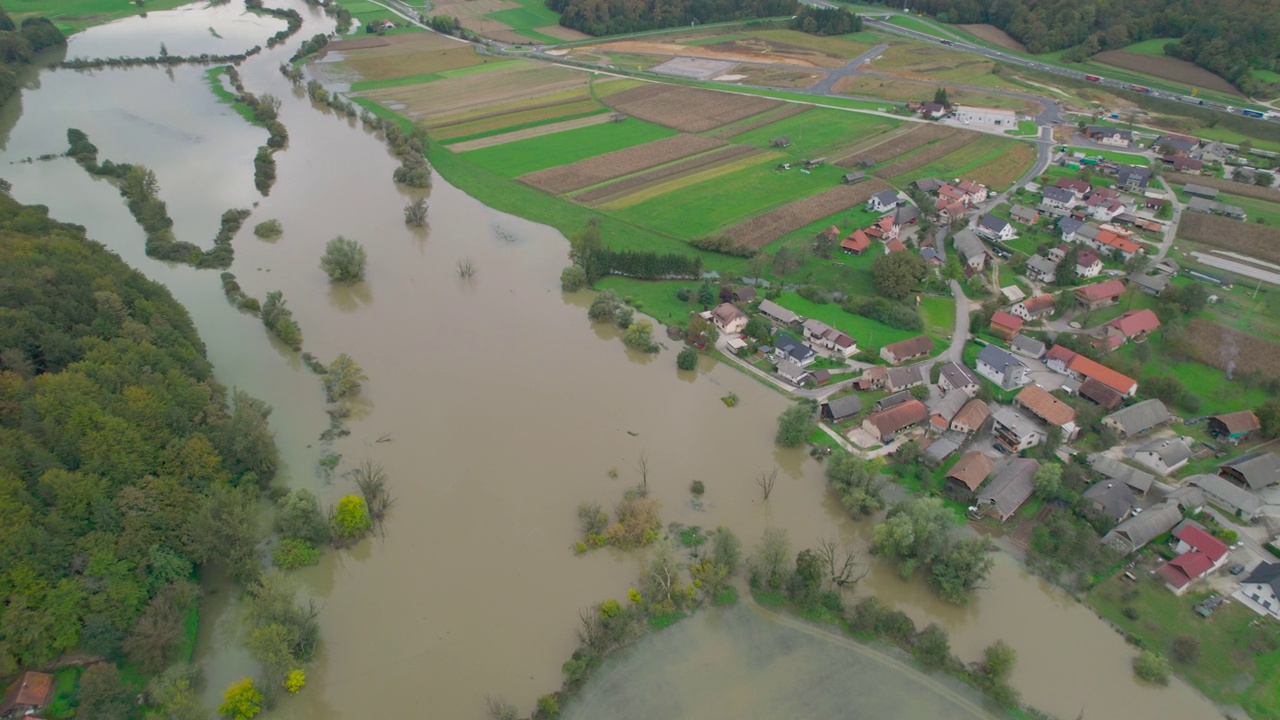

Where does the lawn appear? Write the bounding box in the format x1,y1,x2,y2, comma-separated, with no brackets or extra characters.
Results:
349,59,522,92
8,0,192,32
461,119,679,177
776,291,926,355
1067,148,1152,167
1210,193,1280,227
1120,38,1179,57
486,0,561,30
919,295,955,340
1004,119,1038,137
1111,336,1271,416
1088,572,1280,718
731,109,900,161
595,277,702,327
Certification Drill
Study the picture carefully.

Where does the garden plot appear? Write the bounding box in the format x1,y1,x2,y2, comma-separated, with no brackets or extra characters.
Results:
721,180,894,251
600,84,782,132
330,33,484,81
518,134,727,195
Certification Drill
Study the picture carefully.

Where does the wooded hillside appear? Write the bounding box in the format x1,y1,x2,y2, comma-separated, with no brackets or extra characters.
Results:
547,0,797,36
0,5,65,103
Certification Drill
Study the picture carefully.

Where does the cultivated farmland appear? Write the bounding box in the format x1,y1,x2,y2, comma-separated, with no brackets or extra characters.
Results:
889,133,1034,189
1178,213,1280,265
713,104,813,139
836,124,957,167
572,145,762,205
360,63,590,124
518,135,728,195
448,113,613,152
720,180,894,251
733,108,900,161
600,84,782,133
955,24,1026,52
872,130,979,178
1092,50,1240,95
1183,319,1280,380
462,120,679,177
331,33,486,82
1167,173,1280,203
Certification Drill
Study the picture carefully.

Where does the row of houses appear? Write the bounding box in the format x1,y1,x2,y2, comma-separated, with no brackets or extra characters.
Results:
911,177,989,225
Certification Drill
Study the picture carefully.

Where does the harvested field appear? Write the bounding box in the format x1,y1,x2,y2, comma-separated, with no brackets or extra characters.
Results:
956,141,1036,188
713,104,812,139
448,113,612,151
1178,213,1280,265
517,134,727,195
1093,50,1240,95
325,33,454,52
1183,319,1280,380
361,63,589,123
431,99,599,140
577,38,846,69
1167,173,1280,203
722,180,893,251
719,65,826,88
873,130,980,178
836,123,956,167
599,84,782,133
956,24,1026,52
572,145,762,205
335,38,485,81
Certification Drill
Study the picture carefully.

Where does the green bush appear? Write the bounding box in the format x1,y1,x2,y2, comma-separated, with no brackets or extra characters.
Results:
253,219,282,238
331,495,372,544
690,480,705,496
677,347,698,370
271,539,321,570
320,236,367,282
1133,650,1171,684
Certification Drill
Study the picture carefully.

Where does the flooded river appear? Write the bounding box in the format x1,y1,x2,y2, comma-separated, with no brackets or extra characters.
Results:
0,3,1225,719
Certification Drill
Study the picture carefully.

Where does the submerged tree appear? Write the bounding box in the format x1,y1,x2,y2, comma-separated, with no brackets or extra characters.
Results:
320,236,367,282
323,353,367,402
403,197,428,226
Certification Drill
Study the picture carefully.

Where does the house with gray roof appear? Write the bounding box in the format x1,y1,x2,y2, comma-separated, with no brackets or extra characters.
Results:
977,458,1039,522
867,190,901,213
1089,454,1156,496
1101,399,1171,438
929,391,971,431
1010,205,1039,225
777,358,809,386
1129,271,1171,297
1011,334,1046,359
1025,255,1058,283
1057,215,1084,242
1219,451,1280,490
1116,165,1151,191
887,365,926,392
1133,436,1193,476
1102,500,1183,555
924,431,965,463
1083,480,1137,522
821,395,863,423
1043,186,1076,209
1236,563,1280,620
1075,223,1102,242
952,229,988,270
896,203,920,226
938,361,981,396
977,213,1015,242
975,345,1030,390
772,333,816,367
757,299,800,326
1189,473,1264,520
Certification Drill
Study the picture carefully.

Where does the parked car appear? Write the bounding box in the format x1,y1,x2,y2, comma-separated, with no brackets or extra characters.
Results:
1230,563,1247,575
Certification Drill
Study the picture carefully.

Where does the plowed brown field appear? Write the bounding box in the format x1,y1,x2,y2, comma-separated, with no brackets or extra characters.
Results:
1184,319,1280,380
1177,213,1280,265
517,134,727,195
1092,50,1240,95
836,124,957,168
723,180,893,251
600,84,782,133
873,130,980,178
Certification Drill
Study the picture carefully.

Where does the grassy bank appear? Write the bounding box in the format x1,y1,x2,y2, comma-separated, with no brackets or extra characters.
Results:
9,0,193,33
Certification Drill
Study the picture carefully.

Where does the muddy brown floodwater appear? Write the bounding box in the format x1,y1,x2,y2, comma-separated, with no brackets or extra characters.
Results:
0,3,1225,719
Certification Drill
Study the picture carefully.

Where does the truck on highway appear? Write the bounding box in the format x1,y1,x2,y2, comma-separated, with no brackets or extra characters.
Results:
1084,74,1102,82
1242,109,1265,118
1128,84,1149,93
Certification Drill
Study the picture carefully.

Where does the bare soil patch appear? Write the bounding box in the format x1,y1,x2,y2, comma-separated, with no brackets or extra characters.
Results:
518,134,728,195
957,24,1026,53
599,84,781,133
836,124,957,167
448,113,612,152
722,180,894,251
582,39,838,69
713,104,812,140
1178,213,1280,265
1183,318,1280,380
1092,50,1240,95
873,129,980,178
722,65,826,88
1167,173,1280,203
361,64,588,122
573,145,762,205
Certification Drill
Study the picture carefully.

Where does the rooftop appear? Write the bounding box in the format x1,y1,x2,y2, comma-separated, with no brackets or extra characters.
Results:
1015,384,1076,428
947,450,995,491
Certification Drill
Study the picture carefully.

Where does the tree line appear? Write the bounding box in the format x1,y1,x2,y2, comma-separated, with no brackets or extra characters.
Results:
791,5,861,35
244,0,305,48
546,0,798,36
0,7,65,104
562,221,703,291
60,46,264,70
223,65,289,195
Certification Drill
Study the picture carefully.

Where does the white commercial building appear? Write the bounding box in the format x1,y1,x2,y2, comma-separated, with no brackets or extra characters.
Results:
954,105,1017,128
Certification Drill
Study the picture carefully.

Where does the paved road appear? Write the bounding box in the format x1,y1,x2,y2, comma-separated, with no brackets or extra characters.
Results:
805,43,888,96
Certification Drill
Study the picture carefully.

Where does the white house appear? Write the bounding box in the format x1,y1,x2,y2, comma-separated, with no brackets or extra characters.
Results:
955,179,989,204
1042,186,1076,210
1075,250,1103,278
953,229,988,270
975,345,1030,390
867,190,900,213
1025,255,1058,283
777,358,809,386
977,214,1015,242
1236,563,1280,620
938,361,981,396
954,105,1017,128
1010,294,1056,322
710,303,748,334
991,407,1044,453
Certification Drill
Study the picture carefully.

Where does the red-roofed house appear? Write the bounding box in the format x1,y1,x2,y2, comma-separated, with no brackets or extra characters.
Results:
1093,230,1143,260
1055,177,1092,198
1074,279,1127,310
841,230,871,255
1068,354,1138,396
938,184,968,205
885,238,907,254
989,311,1024,340
956,179,989,204
1011,294,1056,322
1,672,53,717
1105,309,1161,343
865,214,899,241
1044,344,1077,373
1158,525,1231,594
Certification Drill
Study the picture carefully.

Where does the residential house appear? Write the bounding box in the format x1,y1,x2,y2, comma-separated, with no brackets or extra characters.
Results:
867,190,901,213
975,345,1030,390
930,391,971,431
921,246,942,264
865,214,899,241
1116,164,1151,191
887,365,926,392
977,213,1016,242
758,299,800,326
1101,399,1170,438
1074,279,1127,310
1083,480,1137,522
992,407,1045,453
1208,410,1262,442
1133,437,1194,476
1161,155,1204,173
977,458,1040,521
1094,230,1143,261
1010,294,1055,322
956,179,989,203
801,319,857,357
1078,377,1124,410
896,204,920,227
1025,255,1058,283
953,229,988,270
772,333,816,367
875,391,914,412
1158,525,1230,595
862,399,928,443
938,361,981,396
1129,271,1171,296
711,302,748,334
1155,133,1199,155
1058,215,1084,242
1085,125,1132,146
1014,384,1079,439
1219,451,1280,490
777,358,809,386
945,450,994,499
815,225,841,245
1090,454,1156,496
989,311,1024,341
1,672,53,718
1236,563,1280,620
937,199,967,223
732,286,756,303
1065,351,1139,397
951,398,991,434
821,395,863,423
1104,309,1160,345
938,184,969,206
1102,500,1183,555
1188,474,1264,521
1183,183,1219,199
1075,249,1103,278
919,101,946,118
1042,186,1076,211
1011,334,1046,359
885,239,908,254
880,335,936,365
1055,177,1092,198
1044,344,1076,374
1086,194,1126,222
841,230,871,255
855,365,888,391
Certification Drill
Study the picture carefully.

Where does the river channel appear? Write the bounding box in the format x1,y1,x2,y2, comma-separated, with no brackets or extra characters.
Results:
0,3,1224,718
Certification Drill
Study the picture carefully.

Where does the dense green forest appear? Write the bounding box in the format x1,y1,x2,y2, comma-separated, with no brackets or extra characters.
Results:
0,191,277,687
876,0,1279,96
0,5,65,103
547,0,797,36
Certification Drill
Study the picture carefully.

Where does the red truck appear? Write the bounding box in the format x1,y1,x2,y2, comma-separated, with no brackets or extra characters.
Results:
1084,74,1102,82
1128,84,1150,93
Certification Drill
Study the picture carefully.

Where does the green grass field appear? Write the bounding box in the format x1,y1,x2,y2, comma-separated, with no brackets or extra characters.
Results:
350,60,523,92
8,0,193,32
461,120,678,177
775,291,930,355
342,0,407,29
1189,126,1280,154
1119,38,1178,57
730,109,899,161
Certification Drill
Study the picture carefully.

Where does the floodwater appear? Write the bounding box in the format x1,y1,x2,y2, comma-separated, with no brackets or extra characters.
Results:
0,4,1226,719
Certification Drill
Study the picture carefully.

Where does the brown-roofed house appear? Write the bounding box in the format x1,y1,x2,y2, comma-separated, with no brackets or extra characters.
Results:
732,286,757,303
879,335,936,365
989,311,1024,341
1078,377,1124,410
1209,410,1262,442
710,302,748,334
841,230,871,255
1,672,53,717
946,450,995,498
1074,279,1127,310
1106,309,1160,342
1014,384,1078,438
861,399,928,443
950,398,991,434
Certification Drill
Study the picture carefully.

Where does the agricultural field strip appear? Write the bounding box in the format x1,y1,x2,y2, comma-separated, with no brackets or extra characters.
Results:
518,134,728,195
1182,319,1280,379
836,124,957,168
1091,50,1240,96
431,96,597,134
600,84,782,133
448,113,614,152
712,104,813,139
1166,173,1280,203
360,64,588,121
572,145,762,205
873,130,980,179
723,180,894,251
599,152,779,212
1177,213,1280,266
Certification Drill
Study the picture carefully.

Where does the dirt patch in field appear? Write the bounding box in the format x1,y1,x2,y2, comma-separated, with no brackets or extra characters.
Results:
1167,173,1280,203
721,65,826,88
573,145,762,205
1178,213,1280,265
873,129,980,178
1092,50,1240,95
836,123,957,167
518,134,728,195
956,24,1026,52
833,75,1038,113
1183,318,1280,380
713,104,812,139
326,33,455,52
361,64,588,122
581,39,839,69
448,113,611,151
600,84,782,133
722,181,894,251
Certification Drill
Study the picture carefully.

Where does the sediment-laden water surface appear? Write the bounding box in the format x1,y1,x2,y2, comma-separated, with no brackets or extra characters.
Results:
0,3,1224,719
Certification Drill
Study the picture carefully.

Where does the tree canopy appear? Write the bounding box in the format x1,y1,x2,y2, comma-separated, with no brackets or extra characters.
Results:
548,0,798,35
